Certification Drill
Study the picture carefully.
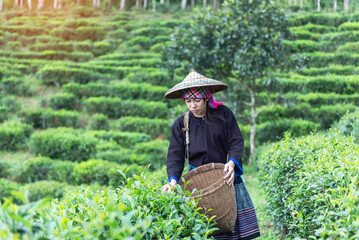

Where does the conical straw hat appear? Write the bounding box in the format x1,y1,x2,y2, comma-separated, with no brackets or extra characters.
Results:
164,69,228,99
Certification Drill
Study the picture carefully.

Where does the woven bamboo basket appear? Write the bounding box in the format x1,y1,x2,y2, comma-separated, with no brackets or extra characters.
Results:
178,163,237,234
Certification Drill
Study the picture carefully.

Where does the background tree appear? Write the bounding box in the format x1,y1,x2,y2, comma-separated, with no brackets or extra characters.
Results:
162,0,295,164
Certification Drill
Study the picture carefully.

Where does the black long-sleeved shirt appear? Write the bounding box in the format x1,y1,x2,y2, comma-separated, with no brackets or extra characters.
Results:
166,105,244,182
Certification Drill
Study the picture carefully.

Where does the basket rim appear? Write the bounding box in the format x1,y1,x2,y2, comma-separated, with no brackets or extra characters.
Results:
191,177,226,199
179,162,225,185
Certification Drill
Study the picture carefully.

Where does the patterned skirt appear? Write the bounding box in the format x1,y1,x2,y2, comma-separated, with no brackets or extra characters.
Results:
212,175,260,240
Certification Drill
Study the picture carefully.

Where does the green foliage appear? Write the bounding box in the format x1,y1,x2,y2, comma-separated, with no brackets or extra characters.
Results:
0,121,32,151
290,23,336,34
21,180,71,202
0,50,94,62
259,131,359,238
48,160,76,183
298,64,358,76
338,21,359,31
19,108,80,129
72,159,139,187
76,26,106,41
29,128,98,161
63,81,168,101
84,97,168,119
0,95,21,112
333,109,359,143
289,13,359,27
258,103,357,129
276,74,359,94
133,140,169,168
36,64,97,86
88,113,109,130
284,39,320,52
47,93,79,110
89,130,151,148
0,106,9,122
20,157,54,183
0,179,20,200
302,52,359,67
0,77,34,96
131,26,171,38
256,118,320,143
163,0,292,81
320,30,359,47
117,116,171,138
337,42,359,53
37,170,216,239
125,69,171,86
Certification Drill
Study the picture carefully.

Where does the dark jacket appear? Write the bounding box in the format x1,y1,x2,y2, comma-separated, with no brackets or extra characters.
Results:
167,105,244,181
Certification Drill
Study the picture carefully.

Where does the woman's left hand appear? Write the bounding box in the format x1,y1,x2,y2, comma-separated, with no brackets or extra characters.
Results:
224,161,235,186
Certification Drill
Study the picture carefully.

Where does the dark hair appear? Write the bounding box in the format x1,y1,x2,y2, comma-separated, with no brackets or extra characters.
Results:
204,100,225,124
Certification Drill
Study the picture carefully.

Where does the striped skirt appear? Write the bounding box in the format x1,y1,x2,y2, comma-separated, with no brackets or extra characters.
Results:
212,175,260,240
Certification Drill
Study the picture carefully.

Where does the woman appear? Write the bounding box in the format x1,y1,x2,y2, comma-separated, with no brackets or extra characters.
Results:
163,70,260,240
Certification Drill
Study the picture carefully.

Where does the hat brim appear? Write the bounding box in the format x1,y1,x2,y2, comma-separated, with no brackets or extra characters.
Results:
164,82,228,99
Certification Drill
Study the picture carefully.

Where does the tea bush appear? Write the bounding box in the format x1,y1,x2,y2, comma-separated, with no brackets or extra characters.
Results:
36,64,97,85
289,13,359,27
1,50,93,62
338,21,359,31
0,77,34,96
259,131,359,239
63,82,167,101
48,160,76,183
284,39,320,52
117,116,171,138
337,42,359,53
0,121,32,151
0,178,20,200
320,31,359,47
89,130,151,148
21,180,71,202
125,68,170,86
291,29,319,41
19,157,54,183
88,113,109,130
47,93,79,110
0,106,9,122
256,118,319,142
84,97,168,119
72,159,139,187
19,108,80,129
257,103,356,129
302,52,359,67
287,92,359,107
29,128,98,161
298,65,358,76
276,74,359,94
333,109,359,143
290,23,336,33
0,95,21,112
133,140,169,169
36,170,216,239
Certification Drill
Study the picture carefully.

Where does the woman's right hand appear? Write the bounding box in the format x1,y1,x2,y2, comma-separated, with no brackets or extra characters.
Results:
162,179,178,192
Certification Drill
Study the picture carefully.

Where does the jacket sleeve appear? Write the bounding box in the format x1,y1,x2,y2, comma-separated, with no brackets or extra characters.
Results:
166,117,185,182
225,107,244,175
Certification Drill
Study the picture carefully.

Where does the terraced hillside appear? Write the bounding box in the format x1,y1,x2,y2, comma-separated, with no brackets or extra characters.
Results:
0,9,189,200
241,13,359,146
1,10,359,201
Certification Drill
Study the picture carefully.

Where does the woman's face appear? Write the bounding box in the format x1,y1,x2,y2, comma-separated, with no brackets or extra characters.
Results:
184,98,207,117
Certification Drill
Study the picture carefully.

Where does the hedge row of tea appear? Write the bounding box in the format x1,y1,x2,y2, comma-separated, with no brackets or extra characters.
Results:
0,170,217,239
259,110,359,239
246,13,359,146
259,132,359,239
1,11,186,208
